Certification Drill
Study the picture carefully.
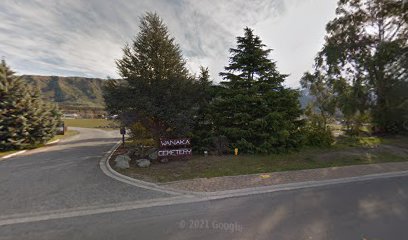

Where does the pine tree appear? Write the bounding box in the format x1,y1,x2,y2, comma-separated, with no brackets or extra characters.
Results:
211,28,303,153
25,91,61,146
104,12,201,144
0,60,30,150
191,67,217,152
0,60,61,150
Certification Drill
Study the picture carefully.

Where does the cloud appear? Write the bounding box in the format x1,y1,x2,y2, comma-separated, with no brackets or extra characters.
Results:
0,0,337,87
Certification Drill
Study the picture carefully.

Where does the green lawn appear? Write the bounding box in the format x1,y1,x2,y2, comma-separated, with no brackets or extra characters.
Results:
63,118,119,130
116,136,408,183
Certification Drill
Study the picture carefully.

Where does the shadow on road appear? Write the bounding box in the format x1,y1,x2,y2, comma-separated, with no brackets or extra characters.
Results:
57,138,120,146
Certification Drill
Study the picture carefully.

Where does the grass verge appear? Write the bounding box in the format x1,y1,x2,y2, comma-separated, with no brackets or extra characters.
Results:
114,136,408,183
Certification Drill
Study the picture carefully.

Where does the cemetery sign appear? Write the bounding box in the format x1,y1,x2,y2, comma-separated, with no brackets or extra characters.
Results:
158,138,192,159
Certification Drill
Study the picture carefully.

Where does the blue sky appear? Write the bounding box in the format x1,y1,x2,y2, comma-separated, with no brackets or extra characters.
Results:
0,0,338,87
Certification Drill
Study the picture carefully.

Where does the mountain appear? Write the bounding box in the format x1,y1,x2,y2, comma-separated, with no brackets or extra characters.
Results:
21,74,313,110
21,75,106,108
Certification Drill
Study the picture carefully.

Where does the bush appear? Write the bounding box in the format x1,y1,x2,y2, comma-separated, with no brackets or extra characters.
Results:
128,122,155,147
302,123,334,147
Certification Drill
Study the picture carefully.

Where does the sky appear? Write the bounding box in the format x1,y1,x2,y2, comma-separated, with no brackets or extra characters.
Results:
0,0,338,88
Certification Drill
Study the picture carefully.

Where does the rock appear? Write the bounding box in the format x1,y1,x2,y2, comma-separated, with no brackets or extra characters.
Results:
114,154,130,169
136,159,151,168
130,149,143,158
127,149,136,157
148,150,158,160
145,147,157,156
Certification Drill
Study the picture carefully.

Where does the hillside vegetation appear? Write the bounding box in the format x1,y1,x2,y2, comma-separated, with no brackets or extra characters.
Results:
22,75,311,109
21,75,106,108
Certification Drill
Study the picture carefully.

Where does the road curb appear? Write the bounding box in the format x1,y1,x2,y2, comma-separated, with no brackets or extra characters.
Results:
1,134,77,160
197,170,408,199
99,143,408,199
46,139,60,145
3,170,408,227
98,141,408,199
99,142,190,196
0,150,27,160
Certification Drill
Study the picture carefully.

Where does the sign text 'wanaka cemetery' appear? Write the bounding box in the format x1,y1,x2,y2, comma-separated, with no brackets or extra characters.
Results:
158,138,192,159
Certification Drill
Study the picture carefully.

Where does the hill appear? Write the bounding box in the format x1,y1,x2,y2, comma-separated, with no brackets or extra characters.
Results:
21,75,106,108
21,75,312,110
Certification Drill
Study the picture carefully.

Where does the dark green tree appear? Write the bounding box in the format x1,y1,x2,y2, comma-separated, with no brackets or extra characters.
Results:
103,12,202,144
191,67,219,152
0,60,61,150
306,0,408,133
211,28,303,153
25,91,62,146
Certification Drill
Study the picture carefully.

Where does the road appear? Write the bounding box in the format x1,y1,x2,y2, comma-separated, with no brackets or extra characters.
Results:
0,128,407,239
0,128,170,217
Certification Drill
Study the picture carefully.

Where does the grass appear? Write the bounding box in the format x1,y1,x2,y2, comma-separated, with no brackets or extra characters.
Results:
116,136,408,183
63,118,119,130
334,136,382,149
381,135,408,148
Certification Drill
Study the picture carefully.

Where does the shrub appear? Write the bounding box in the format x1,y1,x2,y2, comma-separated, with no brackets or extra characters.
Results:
128,122,155,147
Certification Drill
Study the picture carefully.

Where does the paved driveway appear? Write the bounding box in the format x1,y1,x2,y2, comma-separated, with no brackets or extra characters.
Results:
0,128,171,217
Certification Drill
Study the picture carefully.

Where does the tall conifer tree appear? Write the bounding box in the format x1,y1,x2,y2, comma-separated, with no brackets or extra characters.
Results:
211,28,303,153
104,12,202,144
0,60,61,150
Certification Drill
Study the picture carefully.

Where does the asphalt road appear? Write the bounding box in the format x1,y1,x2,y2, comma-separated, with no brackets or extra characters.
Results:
1,128,407,239
1,175,407,240
0,128,170,217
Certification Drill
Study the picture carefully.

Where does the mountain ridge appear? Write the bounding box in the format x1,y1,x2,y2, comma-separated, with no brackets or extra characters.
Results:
21,75,312,109
21,75,106,108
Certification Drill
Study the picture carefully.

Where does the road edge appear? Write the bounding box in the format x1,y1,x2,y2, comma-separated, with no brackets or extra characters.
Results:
99,142,189,196
0,131,78,160
0,150,27,160
1,140,61,160
198,170,408,198
2,170,408,227
99,144,408,199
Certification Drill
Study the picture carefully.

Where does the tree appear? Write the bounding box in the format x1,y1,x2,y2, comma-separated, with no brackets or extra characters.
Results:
0,60,61,150
300,72,335,146
301,72,336,127
191,67,220,152
211,28,303,153
308,0,408,133
103,12,202,144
